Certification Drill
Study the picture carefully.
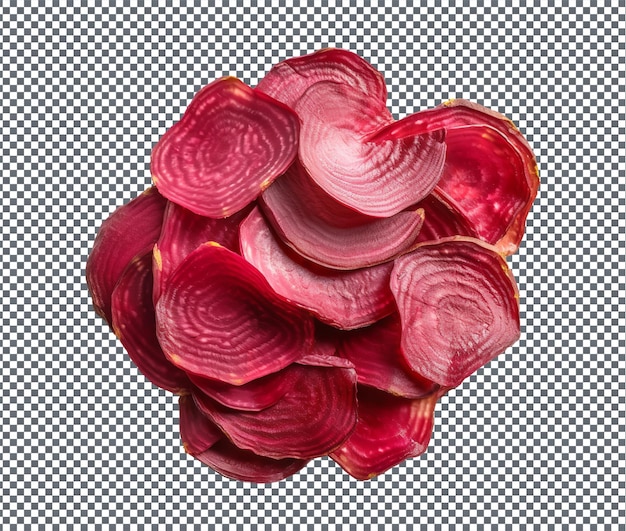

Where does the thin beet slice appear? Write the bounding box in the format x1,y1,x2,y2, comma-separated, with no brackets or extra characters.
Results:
86,187,167,326
256,47,387,109
111,250,191,394
296,81,446,218
155,243,314,385
331,386,438,480
414,193,476,243
240,207,395,329
153,201,252,304
390,237,520,388
150,77,299,218
178,395,224,456
337,314,438,398
194,355,358,460
260,163,426,270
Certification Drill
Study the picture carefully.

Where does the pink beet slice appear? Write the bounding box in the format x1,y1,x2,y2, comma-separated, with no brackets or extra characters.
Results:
331,386,438,480
337,314,438,398
178,395,224,456
256,47,387,109
155,243,314,385
390,237,521,388
239,207,395,329
152,200,252,303
86,187,167,326
260,163,426,270
194,355,358,460
150,77,299,219
296,81,446,217
110,250,191,394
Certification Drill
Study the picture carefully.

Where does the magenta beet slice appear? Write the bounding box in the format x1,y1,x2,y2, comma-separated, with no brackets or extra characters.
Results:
86,187,167,326
296,81,446,217
390,237,521,388
337,314,438,398
414,193,476,243
178,395,223,456
256,47,387,109
331,386,438,480
240,207,395,329
194,355,358,460
150,77,299,218
155,243,314,385
260,163,426,270
152,201,251,304
110,250,191,394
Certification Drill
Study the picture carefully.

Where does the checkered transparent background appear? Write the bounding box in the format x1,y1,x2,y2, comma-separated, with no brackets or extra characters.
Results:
2,1,625,528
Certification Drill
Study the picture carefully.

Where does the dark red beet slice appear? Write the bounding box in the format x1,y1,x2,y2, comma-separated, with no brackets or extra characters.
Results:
155,243,314,385
331,386,438,480
256,47,387,109
296,81,446,217
414,193,476,243
260,163,426,270
240,207,395,329
86,187,167,326
152,201,252,304
110,250,191,394
390,237,520,388
194,355,358,460
337,314,438,398
150,77,299,218
178,395,223,456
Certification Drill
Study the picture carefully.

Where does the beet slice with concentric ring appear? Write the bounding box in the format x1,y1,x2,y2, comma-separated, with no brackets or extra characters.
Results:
155,242,314,385
330,386,438,480
151,77,299,218
390,237,520,388
178,395,224,456
239,207,395,329
110,250,191,394
86,186,167,326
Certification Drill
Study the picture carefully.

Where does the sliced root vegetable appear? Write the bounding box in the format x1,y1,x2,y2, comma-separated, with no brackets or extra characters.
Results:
240,207,395,329
179,394,224,456
111,250,191,394
331,386,438,480
390,237,520,388
86,187,167,326
194,355,358,460
155,243,314,385
337,314,439,398
256,47,387,109
260,163,426,270
414,193,476,243
296,81,446,217
150,77,299,218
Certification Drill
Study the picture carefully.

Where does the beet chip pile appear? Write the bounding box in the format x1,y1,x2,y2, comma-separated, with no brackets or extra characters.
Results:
86,49,539,482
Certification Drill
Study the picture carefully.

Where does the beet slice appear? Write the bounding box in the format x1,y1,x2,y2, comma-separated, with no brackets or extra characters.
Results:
256,47,387,109
178,395,224,456
337,314,438,398
152,201,251,304
414,193,476,243
239,207,395,329
296,81,446,217
155,243,314,385
150,77,299,218
194,355,358,460
86,187,167,326
390,237,521,388
110,250,191,394
260,163,426,270
331,386,438,480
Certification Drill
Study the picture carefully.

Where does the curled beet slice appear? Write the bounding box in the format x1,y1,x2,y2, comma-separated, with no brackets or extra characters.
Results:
86,187,167,326
296,81,446,217
150,77,299,218
178,395,223,456
194,356,358,460
110,250,191,394
155,243,314,385
256,47,387,109
240,207,395,329
337,314,438,398
260,163,426,270
390,237,520,388
331,386,438,480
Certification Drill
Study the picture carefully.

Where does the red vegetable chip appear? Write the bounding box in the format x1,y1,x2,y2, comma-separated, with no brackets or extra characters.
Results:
179,394,223,456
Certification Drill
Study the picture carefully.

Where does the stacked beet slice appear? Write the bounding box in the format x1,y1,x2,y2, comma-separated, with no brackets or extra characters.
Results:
86,48,539,483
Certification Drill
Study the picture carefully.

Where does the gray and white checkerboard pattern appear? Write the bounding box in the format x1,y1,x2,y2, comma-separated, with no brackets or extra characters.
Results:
2,1,625,528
